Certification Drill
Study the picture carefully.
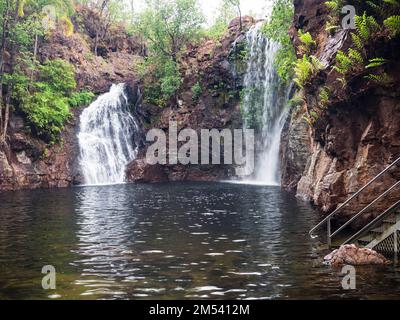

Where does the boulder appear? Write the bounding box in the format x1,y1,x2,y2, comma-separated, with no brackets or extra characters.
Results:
324,244,391,267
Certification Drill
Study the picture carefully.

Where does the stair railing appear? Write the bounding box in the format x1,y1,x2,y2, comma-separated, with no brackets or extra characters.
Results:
309,156,400,247
343,199,400,245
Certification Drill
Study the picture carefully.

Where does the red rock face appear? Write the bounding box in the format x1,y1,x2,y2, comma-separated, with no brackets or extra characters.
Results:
126,17,255,184
281,0,400,225
0,6,144,191
0,112,80,191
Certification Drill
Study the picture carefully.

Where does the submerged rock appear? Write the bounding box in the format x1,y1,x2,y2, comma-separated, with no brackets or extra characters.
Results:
324,244,391,267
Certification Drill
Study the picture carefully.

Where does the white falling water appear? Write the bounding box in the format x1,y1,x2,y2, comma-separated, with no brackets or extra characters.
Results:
78,83,140,185
242,23,289,186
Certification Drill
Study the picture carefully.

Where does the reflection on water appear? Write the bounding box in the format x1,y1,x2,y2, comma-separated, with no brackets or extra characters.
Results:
1,183,400,300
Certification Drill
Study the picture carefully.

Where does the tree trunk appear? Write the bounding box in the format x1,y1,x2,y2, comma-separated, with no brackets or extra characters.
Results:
29,33,39,84
94,0,110,55
238,6,242,31
0,0,11,144
1,0,20,144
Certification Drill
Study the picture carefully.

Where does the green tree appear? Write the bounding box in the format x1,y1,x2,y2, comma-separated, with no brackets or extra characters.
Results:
138,0,205,62
262,0,296,85
205,0,236,39
0,0,75,145
224,0,242,31
137,0,205,106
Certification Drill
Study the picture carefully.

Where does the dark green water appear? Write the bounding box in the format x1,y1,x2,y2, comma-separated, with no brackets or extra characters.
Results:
0,182,399,300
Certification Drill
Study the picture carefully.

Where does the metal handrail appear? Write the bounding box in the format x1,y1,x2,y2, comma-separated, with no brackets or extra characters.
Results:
330,180,400,238
309,156,400,237
343,199,400,245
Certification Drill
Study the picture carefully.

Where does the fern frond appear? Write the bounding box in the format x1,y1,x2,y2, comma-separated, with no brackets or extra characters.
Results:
318,87,330,107
298,30,317,54
310,55,324,71
383,0,400,7
355,13,370,40
365,58,387,69
289,92,305,107
294,55,313,88
325,1,339,11
325,22,340,33
334,50,353,75
367,1,381,12
302,114,314,127
348,48,364,64
384,15,400,36
365,72,392,84
351,33,364,51
367,15,381,32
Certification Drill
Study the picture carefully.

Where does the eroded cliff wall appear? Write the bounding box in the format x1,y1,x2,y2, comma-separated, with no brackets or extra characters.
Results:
281,0,400,221
0,7,143,191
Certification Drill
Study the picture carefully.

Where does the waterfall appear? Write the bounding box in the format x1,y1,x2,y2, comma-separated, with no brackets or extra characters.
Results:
78,83,140,186
241,23,289,186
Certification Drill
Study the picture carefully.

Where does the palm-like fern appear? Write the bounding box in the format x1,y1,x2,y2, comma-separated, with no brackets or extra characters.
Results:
294,55,323,88
298,30,317,54
383,0,400,7
384,15,400,36
348,48,364,64
355,13,381,41
318,87,330,108
325,0,344,13
366,58,387,68
294,55,313,88
334,50,353,74
365,72,392,84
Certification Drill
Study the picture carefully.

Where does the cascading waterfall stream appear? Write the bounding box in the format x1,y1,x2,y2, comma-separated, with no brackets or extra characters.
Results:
241,23,290,186
78,83,140,185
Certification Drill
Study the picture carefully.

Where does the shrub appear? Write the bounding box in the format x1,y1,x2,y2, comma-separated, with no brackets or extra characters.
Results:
68,90,95,108
191,81,202,101
294,55,323,88
22,90,71,143
16,59,93,143
37,59,77,95
138,56,182,107
384,15,400,36
298,30,317,54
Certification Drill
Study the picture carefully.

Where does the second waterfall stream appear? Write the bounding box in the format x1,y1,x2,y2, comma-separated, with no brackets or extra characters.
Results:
241,23,290,186
78,83,141,185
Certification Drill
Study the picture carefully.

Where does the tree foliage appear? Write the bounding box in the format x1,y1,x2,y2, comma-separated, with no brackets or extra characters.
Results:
262,0,296,85
0,0,94,145
136,0,205,106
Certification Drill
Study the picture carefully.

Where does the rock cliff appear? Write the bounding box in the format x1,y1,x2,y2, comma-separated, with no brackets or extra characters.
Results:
281,0,400,223
0,7,143,191
126,17,255,183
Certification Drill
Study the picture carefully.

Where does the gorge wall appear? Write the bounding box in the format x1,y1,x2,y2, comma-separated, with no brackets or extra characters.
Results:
281,0,400,221
0,9,253,190
0,7,143,191
126,17,255,183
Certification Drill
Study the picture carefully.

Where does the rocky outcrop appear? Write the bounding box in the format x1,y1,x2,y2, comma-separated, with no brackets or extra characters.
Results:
324,244,391,267
0,112,79,191
0,7,143,191
126,17,255,183
40,7,142,94
281,0,400,223
280,108,311,191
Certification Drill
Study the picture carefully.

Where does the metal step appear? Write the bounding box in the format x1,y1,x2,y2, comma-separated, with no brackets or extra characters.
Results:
370,227,385,235
358,235,374,246
383,216,396,224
